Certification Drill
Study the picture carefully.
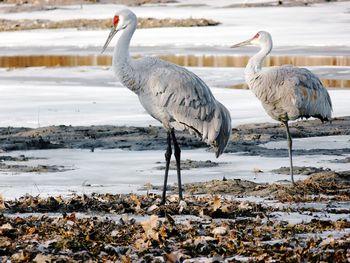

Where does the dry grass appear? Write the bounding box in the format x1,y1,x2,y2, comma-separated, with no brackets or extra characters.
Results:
0,17,219,32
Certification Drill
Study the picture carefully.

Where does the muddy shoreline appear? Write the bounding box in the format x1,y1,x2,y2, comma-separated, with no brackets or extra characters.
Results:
1,117,349,261
1,116,349,156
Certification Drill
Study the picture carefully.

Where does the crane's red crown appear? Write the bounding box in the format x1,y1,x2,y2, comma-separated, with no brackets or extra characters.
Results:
113,16,119,27
253,32,260,39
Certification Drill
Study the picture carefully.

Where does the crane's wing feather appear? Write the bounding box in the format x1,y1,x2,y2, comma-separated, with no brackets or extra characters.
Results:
136,58,231,156
254,65,332,121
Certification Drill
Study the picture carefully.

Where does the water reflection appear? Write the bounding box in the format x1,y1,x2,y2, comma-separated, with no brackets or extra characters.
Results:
1,54,349,68
0,54,349,88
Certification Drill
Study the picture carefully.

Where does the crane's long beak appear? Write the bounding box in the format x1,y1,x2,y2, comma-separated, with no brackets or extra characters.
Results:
101,27,118,53
230,38,253,48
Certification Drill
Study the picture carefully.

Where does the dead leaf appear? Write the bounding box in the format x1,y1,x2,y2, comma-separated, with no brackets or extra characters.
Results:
0,193,4,210
120,255,132,263
64,212,76,223
26,226,37,235
11,251,29,262
179,200,187,213
134,238,150,251
212,226,228,236
238,201,252,210
147,204,159,213
159,225,168,239
130,194,141,211
0,223,13,230
320,237,335,247
140,215,160,241
33,254,52,263
194,236,216,246
212,195,221,211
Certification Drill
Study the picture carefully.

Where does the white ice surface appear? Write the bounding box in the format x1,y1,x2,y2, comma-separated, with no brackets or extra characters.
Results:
270,212,350,225
1,147,349,200
163,0,273,7
0,2,349,49
0,66,349,128
263,135,350,150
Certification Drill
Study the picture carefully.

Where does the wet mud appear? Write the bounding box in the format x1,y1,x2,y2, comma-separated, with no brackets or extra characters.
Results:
1,116,349,156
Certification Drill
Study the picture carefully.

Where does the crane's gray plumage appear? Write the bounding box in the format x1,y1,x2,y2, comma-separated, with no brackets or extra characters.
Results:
120,57,231,156
249,65,332,123
102,9,231,203
232,31,332,184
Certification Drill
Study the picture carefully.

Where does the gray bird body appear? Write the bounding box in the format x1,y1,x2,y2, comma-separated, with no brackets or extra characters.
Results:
247,64,332,123
112,10,231,157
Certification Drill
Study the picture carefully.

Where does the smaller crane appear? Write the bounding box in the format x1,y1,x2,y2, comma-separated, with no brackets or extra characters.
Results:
231,31,332,184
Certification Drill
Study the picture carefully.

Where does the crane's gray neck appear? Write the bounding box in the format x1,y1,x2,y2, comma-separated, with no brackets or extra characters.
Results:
112,22,139,92
245,43,272,79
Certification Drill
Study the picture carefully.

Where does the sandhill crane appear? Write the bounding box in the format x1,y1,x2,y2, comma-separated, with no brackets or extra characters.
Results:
102,9,231,204
231,31,332,185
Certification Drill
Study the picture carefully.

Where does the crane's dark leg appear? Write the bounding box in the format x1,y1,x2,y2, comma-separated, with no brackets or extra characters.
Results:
283,121,295,185
170,128,183,201
161,131,172,205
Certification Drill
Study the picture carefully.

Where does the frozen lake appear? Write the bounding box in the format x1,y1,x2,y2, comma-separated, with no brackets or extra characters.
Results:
0,0,349,201
0,66,349,128
1,134,349,200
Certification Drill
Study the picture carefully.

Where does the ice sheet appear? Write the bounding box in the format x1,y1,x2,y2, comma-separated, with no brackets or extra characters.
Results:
0,66,349,128
262,135,350,150
1,148,348,200
270,212,350,225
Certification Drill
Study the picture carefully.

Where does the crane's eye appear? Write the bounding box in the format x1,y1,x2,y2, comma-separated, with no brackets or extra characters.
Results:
113,16,119,27
254,33,260,39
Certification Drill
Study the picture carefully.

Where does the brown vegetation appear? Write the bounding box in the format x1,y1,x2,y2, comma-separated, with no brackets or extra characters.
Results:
1,181,349,262
1,0,176,6
0,17,219,32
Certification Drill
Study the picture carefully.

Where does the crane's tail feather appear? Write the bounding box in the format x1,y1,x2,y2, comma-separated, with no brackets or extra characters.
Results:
172,102,231,158
210,102,232,158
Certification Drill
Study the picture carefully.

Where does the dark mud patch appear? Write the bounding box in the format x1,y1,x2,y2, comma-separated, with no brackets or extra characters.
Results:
0,154,71,173
1,116,350,158
185,178,261,195
154,159,219,170
331,157,350,163
271,166,332,175
226,116,350,157
0,125,207,152
0,155,30,162
182,170,350,203
0,163,71,173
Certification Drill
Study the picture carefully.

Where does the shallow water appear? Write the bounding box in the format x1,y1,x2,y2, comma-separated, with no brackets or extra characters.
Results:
1,54,349,68
1,54,349,88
